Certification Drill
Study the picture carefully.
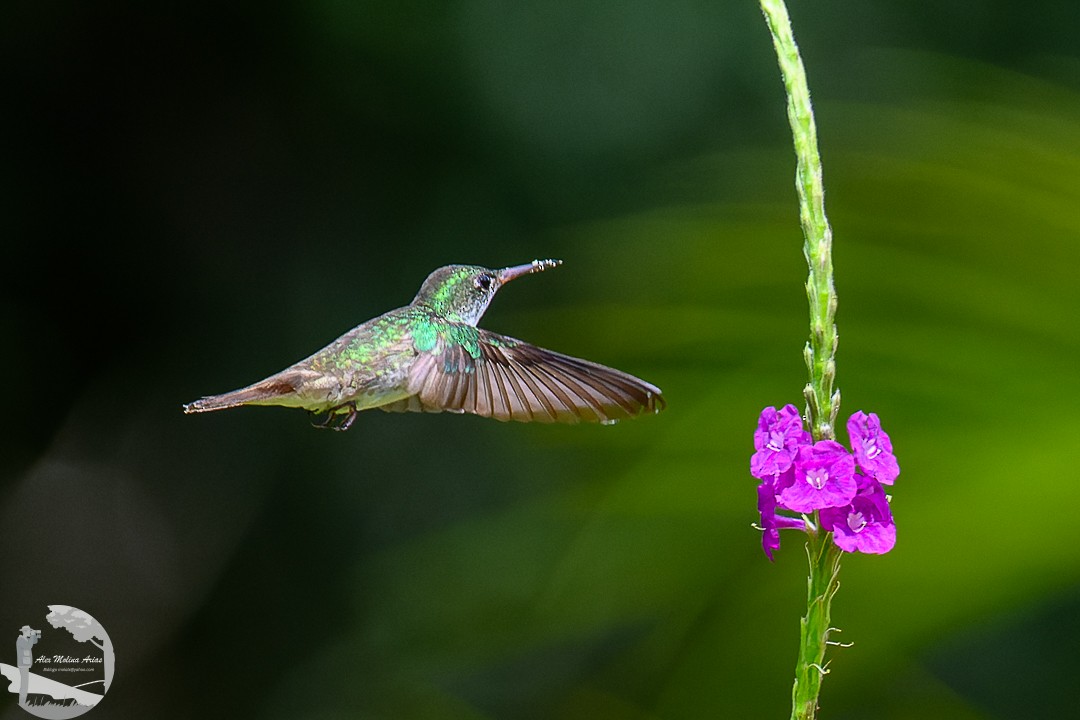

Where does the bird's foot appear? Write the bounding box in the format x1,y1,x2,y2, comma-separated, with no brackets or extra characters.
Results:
309,403,357,431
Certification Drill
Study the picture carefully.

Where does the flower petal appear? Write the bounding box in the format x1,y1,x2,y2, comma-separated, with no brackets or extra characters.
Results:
778,440,857,513
820,478,896,554
757,479,805,561
847,410,900,485
751,405,810,479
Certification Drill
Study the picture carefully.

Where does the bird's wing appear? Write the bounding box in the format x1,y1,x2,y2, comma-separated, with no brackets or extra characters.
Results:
380,327,665,424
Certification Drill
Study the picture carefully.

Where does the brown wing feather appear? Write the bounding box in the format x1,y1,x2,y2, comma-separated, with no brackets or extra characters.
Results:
390,329,665,424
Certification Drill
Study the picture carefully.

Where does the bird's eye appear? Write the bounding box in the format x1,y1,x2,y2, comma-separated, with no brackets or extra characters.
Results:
474,274,494,292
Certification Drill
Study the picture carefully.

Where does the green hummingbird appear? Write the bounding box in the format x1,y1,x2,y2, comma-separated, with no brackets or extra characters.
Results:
183,259,665,430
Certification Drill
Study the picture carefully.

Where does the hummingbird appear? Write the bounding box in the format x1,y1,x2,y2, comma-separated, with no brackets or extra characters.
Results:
183,259,665,430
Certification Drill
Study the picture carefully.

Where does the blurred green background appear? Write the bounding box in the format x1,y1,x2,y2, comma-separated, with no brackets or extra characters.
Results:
3,1,1079,718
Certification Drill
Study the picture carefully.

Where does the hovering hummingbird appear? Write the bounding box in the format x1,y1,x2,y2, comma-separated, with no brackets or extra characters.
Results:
183,259,665,430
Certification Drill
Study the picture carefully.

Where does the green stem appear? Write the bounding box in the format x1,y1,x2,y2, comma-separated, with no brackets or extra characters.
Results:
790,526,843,720
759,0,840,443
758,2,844,718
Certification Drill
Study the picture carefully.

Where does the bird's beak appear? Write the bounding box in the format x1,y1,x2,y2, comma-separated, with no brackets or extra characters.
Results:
497,258,563,285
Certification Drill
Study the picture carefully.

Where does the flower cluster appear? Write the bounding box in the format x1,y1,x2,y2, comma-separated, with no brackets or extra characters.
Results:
752,405,898,560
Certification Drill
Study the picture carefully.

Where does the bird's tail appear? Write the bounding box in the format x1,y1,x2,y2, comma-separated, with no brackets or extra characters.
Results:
183,372,311,414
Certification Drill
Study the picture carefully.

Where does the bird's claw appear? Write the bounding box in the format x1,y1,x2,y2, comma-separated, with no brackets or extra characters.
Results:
310,403,358,431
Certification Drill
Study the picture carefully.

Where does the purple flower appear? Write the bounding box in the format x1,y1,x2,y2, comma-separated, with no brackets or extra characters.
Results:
751,404,811,479
758,473,806,561
820,474,895,554
778,440,857,513
848,411,899,485
749,405,900,560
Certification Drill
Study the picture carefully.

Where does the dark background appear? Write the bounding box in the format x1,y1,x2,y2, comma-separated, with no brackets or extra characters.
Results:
3,1,1080,718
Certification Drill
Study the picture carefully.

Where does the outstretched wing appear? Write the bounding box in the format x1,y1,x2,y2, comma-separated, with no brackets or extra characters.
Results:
381,328,665,424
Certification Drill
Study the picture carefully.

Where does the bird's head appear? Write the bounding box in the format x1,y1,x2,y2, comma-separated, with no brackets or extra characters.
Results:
412,259,562,325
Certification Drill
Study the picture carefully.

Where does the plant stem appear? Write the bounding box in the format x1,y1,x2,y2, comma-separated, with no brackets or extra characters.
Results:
758,0,839,443
758,2,844,717
790,526,843,720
